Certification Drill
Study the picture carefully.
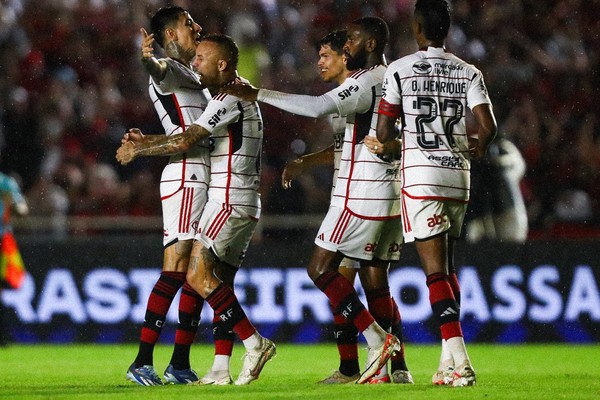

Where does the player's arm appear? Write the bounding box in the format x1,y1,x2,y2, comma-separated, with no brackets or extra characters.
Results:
371,98,402,160
470,103,497,159
139,28,168,83
116,124,208,165
365,134,401,161
282,145,334,189
223,84,339,118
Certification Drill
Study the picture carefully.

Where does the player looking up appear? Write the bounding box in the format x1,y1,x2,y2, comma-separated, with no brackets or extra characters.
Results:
117,33,275,386
223,17,404,384
371,0,497,387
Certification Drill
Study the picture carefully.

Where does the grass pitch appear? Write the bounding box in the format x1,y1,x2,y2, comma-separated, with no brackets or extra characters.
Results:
0,343,599,399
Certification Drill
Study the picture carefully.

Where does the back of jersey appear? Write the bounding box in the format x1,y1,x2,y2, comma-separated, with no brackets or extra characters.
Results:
385,47,491,202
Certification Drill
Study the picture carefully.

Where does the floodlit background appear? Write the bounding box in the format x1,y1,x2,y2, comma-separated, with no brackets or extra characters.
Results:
2,0,599,238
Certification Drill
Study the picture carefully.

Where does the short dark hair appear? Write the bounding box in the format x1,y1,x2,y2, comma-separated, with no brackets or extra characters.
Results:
415,0,451,42
351,16,389,54
317,30,347,54
150,6,186,48
201,34,239,70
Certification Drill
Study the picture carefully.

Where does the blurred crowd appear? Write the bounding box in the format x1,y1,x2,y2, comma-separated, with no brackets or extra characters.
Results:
0,0,598,238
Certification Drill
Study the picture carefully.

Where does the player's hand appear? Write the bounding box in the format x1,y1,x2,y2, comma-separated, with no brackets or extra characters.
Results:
281,159,304,189
365,135,402,162
221,83,259,101
122,128,145,145
116,141,137,165
140,28,155,61
364,135,385,154
117,128,144,165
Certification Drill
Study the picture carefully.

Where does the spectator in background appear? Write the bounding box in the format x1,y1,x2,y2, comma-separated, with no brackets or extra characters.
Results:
0,0,596,239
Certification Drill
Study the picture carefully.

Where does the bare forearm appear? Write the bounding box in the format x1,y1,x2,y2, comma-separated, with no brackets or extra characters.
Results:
472,104,498,156
135,125,207,157
300,145,334,168
376,114,398,143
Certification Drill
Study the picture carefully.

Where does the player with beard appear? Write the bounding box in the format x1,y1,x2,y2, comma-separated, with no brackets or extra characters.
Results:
281,30,412,385
224,17,404,384
117,34,275,386
125,6,218,386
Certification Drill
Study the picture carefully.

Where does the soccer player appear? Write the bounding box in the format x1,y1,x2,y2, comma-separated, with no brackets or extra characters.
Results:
124,6,215,386
224,17,403,384
371,0,498,387
117,33,275,386
281,30,412,384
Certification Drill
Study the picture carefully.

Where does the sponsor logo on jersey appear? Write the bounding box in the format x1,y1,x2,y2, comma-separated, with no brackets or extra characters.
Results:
412,61,432,74
364,242,378,252
208,108,227,128
388,242,401,253
434,63,464,75
427,213,448,228
386,166,399,176
338,85,359,100
427,155,465,168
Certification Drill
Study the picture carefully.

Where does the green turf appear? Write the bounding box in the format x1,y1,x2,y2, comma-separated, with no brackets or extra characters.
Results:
0,343,599,399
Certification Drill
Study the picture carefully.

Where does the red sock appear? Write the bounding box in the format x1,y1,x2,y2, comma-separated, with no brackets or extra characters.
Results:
135,271,185,366
174,282,204,345
426,273,463,340
447,271,461,307
206,284,255,340
332,309,359,360
213,315,235,356
389,297,408,369
365,287,393,330
140,271,185,344
314,271,374,332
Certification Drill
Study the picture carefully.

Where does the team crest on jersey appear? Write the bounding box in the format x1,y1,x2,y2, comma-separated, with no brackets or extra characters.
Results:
412,61,432,74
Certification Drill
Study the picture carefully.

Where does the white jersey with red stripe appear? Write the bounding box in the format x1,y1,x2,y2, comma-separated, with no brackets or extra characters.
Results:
329,112,345,193
149,58,212,198
326,65,402,219
380,47,492,202
194,81,263,218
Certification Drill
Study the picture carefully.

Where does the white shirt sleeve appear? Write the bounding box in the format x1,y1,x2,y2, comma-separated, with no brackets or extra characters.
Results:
194,94,240,133
257,89,339,118
467,69,492,110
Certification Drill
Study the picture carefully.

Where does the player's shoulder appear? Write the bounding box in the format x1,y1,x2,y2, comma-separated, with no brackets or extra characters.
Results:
214,77,254,104
347,64,386,84
387,52,422,73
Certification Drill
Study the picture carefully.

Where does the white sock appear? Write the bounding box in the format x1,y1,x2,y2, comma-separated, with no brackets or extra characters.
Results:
362,322,386,348
446,336,470,367
242,332,261,351
439,339,453,368
211,354,230,372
